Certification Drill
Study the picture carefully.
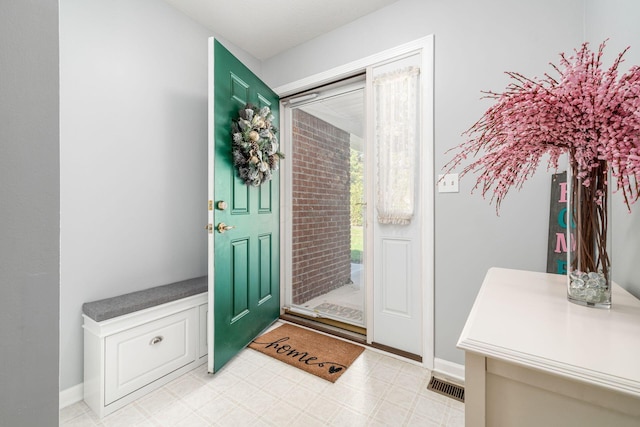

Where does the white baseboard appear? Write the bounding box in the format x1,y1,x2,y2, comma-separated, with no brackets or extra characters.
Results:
433,358,465,384
60,383,83,409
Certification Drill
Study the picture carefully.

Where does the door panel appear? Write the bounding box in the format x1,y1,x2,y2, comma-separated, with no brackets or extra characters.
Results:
232,180,249,213
381,238,411,315
231,239,249,321
258,234,273,303
259,182,272,212
208,39,280,372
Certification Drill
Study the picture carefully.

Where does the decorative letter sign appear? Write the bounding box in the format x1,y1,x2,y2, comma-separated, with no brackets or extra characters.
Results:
547,172,576,274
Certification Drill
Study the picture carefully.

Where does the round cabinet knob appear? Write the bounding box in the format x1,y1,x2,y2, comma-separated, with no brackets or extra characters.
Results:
217,201,228,210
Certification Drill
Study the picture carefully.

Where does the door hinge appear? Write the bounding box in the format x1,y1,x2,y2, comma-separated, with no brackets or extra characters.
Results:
205,224,213,234
208,200,213,211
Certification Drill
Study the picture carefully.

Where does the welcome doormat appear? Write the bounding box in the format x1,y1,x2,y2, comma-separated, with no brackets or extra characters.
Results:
249,323,364,382
313,302,364,323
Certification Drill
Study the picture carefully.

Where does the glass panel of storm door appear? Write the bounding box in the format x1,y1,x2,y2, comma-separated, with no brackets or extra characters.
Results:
290,86,365,327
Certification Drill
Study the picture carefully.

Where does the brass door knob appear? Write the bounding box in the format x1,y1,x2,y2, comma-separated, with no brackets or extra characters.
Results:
217,223,236,234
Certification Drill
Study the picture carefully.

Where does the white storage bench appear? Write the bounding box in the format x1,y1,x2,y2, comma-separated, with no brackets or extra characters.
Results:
82,276,208,418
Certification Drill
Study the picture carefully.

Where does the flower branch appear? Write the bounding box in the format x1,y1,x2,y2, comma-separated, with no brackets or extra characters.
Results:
445,40,640,214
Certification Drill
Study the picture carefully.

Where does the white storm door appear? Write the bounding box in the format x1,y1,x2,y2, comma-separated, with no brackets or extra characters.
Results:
370,52,427,358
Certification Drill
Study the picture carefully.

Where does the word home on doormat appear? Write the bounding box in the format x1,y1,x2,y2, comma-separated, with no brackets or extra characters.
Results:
249,323,364,382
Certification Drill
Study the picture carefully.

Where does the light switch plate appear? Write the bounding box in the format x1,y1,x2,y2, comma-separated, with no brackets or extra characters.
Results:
438,173,459,193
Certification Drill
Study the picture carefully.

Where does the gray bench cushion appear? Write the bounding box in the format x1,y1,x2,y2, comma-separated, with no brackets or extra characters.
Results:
82,276,207,322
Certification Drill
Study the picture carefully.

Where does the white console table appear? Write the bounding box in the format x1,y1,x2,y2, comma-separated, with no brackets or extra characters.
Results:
458,268,640,427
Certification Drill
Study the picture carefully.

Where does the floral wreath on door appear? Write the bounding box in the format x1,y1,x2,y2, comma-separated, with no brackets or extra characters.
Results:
231,104,284,186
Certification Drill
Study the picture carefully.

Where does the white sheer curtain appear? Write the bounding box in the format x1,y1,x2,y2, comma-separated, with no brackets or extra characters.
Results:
374,66,420,225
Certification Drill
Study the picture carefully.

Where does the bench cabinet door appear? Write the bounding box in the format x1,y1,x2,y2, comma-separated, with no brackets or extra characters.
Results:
104,308,197,404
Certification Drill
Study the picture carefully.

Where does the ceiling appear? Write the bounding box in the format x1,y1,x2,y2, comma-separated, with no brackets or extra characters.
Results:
299,89,365,140
163,0,400,60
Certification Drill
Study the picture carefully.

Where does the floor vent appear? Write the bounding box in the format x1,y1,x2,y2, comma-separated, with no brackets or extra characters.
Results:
427,376,465,403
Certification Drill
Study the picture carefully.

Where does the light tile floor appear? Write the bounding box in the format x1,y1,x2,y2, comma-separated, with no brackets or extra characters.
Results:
60,326,464,426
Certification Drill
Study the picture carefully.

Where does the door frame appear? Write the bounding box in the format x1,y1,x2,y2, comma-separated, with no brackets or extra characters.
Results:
279,75,366,325
207,37,215,372
275,35,435,369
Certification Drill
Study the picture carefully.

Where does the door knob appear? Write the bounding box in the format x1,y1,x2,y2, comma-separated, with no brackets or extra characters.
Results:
217,223,236,234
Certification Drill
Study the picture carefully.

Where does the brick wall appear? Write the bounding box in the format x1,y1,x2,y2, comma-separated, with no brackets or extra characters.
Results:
292,109,352,305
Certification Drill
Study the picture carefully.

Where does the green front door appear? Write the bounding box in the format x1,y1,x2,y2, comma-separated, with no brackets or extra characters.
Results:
209,39,280,372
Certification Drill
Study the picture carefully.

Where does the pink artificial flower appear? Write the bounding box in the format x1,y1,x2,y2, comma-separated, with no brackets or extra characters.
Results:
445,41,640,213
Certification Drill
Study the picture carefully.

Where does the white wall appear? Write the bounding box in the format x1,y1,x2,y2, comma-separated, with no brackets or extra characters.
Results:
60,0,220,391
584,0,640,298
263,0,585,365
0,0,60,423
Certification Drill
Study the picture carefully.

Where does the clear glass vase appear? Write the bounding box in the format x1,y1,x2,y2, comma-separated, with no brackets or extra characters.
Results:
566,161,612,308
